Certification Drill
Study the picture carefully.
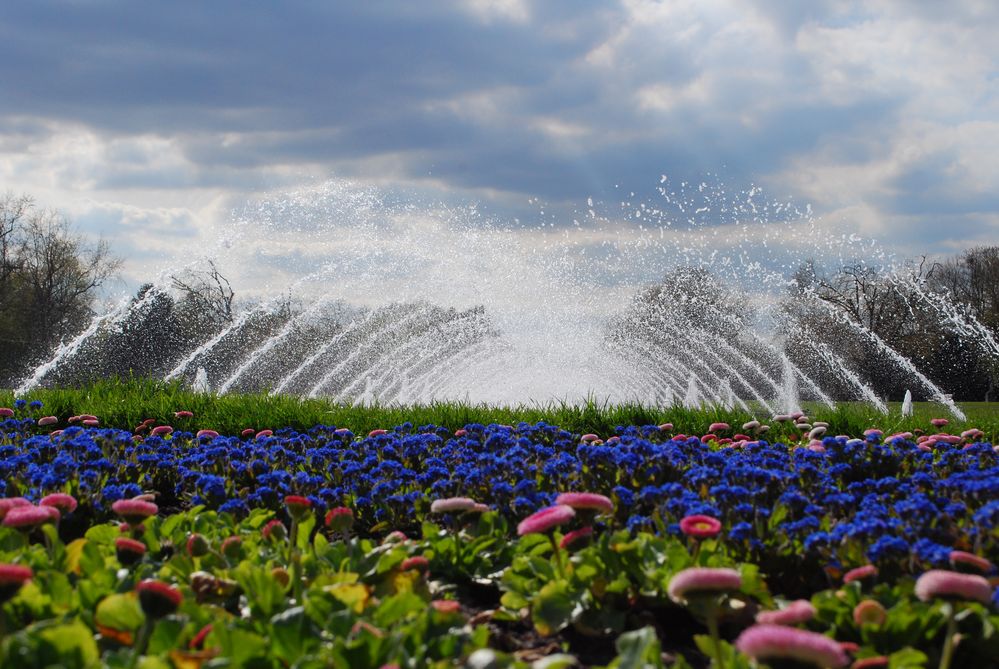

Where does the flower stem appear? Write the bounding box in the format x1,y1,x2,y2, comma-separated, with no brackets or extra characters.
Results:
548,534,566,579
451,521,464,572
128,618,154,669
705,601,726,669
289,518,303,603
938,603,958,669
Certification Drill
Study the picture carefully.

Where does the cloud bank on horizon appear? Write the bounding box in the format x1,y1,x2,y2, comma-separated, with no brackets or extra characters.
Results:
0,0,997,290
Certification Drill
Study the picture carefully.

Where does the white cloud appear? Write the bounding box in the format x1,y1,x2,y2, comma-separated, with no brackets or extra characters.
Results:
457,0,531,24
1,0,997,290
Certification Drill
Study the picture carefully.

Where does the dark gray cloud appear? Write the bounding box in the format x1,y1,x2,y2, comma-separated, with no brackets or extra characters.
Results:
1,0,997,259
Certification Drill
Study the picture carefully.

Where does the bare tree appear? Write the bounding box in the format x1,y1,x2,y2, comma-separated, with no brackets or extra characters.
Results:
0,193,33,289
170,260,236,324
928,247,999,400
0,195,121,383
16,209,121,345
929,246,999,330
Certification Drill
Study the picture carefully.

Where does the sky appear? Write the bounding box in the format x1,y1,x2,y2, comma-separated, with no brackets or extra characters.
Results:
1,0,998,296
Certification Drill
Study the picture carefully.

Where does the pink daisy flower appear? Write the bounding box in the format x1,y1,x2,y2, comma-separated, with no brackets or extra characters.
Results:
516,504,575,536
262,519,288,542
3,505,59,529
40,493,77,514
382,530,408,544
842,565,878,585
948,550,993,574
667,567,742,604
115,537,147,566
0,497,32,520
852,600,887,627
756,599,816,626
284,495,312,517
735,624,848,668
325,507,354,532
112,498,158,525
221,536,243,559
431,599,461,615
554,492,614,514
400,556,430,573
914,569,991,604
560,526,594,550
429,497,478,514
136,579,182,618
0,563,33,602
679,514,722,538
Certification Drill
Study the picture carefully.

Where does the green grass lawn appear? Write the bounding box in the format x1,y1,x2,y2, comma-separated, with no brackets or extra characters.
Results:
3,378,997,438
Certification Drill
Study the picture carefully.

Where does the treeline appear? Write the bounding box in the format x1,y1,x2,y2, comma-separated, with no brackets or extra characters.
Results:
2,192,997,402
619,249,999,402
0,194,119,384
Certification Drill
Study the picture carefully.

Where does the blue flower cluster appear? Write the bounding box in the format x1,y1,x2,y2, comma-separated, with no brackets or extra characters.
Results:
0,416,995,576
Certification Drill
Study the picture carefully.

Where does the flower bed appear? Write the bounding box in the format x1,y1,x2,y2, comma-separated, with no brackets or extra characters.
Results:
0,405,997,667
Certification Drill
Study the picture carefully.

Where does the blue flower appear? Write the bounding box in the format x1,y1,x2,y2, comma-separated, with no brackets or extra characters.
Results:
913,538,951,567
866,535,909,563
612,486,635,508
729,521,754,542
973,500,999,528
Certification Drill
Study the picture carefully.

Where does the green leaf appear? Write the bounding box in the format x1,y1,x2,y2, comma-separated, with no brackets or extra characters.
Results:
466,648,517,669
147,617,185,654
212,625,269,666
0,527,28,552
531,580,581,637
36,570,75,611
2,620,100,669
9,580,51,619
500,590,530,611
323,582,370,614
159,512,185,538
374,548,406,574
232,563,287,619
246,508,273,529
270,605,314,664
692,635,747,668
96,592,145,633
768,503,789,531
373,591,425,627
63,538,89,575
296,514,316,551
608,626,664,669
532,654,578,669
314,531,329,554
137,657,172,669
85,522,120,545
78,539,110,580
889,647,929,668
